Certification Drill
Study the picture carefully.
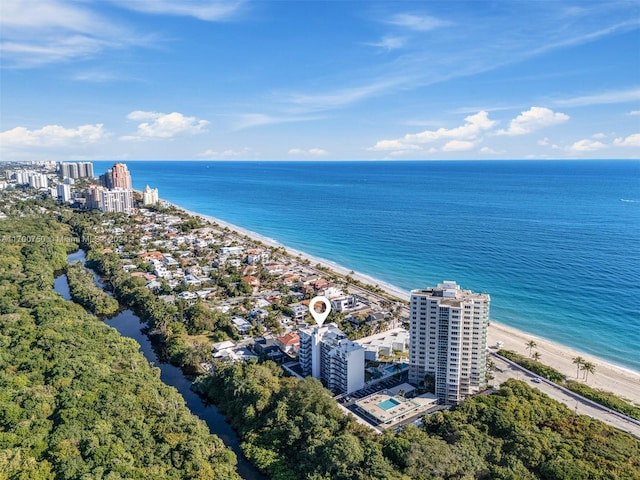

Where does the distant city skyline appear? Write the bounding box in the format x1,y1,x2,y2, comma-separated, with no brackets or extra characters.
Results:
1,1,639,162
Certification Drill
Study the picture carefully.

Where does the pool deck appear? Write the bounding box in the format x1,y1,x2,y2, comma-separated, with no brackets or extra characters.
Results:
354,391,437,428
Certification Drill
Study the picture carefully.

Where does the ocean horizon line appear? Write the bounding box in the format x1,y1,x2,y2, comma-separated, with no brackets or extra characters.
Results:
52,158,640,163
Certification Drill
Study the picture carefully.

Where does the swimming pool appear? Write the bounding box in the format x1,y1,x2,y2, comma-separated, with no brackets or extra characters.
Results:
377,398,401,411
385,364,407,374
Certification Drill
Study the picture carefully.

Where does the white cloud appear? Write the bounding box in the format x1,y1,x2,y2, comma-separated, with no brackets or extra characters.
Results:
0,0,149,68
72,70,123,82
122,111,209,140
538,138,561,149
613,133,640,147
592,132,607,139
497,107,569,136
2,0,103,33
406,111,497,143
200,147,253,159
370,111,496,152
555,88,640,107
308,148,328,156
285,78,407,112
232,113,280,130
442,140,475,151
0,123,107,147
231,113,322,130
568,139,607,152
363,36,406,51
479,146,503,155
127,110,162,121
369,139,420,151
288,148,328,157
109,0,245,21
387,149,425,158
629,110,640,116
384,13,451,31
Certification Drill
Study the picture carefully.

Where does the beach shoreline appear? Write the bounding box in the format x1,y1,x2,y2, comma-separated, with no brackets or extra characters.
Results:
168,201,640,405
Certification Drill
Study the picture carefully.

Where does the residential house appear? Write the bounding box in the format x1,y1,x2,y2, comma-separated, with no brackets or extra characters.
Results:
231,316,252,335
276,332,300,355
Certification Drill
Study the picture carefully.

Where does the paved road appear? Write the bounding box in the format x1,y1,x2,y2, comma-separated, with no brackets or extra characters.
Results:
490,354,640,438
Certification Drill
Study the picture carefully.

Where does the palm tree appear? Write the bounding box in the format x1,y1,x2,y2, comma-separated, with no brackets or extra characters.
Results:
526,340,537,357
532,351,541,362
572,356,585,378
581,362,595,382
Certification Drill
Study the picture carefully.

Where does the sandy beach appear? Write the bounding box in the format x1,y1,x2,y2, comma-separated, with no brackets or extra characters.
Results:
172,202,640,407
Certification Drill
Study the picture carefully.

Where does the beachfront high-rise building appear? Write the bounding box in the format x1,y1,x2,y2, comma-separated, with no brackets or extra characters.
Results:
408,281,490,405
142,185,159,205
59,162,94,179
110,163,132,190
299,323,365,394
99,162,132,190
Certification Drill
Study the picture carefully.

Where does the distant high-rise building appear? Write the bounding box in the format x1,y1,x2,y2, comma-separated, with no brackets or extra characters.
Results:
28,173,48,189
57,183,72,202
99,169,113,189
59,162,94,179
299,323,365,394
111,163,132,190
61,162,77,178
84,185,104,210
409,281,490,405
142,185,159,205
83,162,94,178
13,171,32,184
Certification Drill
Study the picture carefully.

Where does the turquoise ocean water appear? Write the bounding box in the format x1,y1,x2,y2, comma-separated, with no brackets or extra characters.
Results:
94,160,640,372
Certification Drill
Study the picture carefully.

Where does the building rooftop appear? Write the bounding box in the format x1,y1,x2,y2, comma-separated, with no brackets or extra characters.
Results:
411,281,489,306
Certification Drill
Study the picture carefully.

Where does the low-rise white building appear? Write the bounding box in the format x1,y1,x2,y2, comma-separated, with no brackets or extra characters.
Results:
356,329,410,361
331,295,357,312
220,246,243,256
289,302,309,322
231,316,252,335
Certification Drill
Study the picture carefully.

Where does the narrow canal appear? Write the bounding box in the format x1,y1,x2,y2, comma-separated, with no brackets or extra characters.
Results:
54,250,266,480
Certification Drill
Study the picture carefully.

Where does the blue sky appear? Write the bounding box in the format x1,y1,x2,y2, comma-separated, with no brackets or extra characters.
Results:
1,0,639,161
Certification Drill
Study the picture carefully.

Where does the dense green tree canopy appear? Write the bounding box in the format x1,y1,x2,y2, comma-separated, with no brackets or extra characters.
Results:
0,213,240,480
66,261,119,317
196,362,640,480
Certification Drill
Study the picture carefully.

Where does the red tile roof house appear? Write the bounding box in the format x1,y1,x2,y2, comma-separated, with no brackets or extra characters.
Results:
276,333,300,354
130,272,157,282
140,251,164,262
241,275,261,294
241,275,260,288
